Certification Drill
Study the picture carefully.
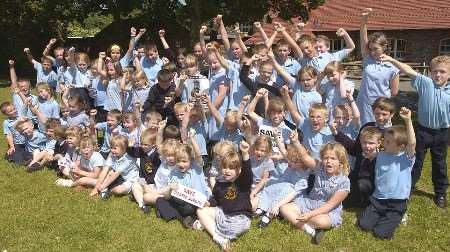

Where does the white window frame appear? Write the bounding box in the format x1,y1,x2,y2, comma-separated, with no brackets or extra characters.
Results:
389,38,407,60
329,39,344,52
440,38,450,55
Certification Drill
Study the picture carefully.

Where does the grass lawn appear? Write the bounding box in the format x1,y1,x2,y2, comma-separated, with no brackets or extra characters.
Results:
0,86,449,251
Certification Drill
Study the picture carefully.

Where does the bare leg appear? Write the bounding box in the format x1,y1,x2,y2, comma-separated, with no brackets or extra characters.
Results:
196,207,217,237
132,183,145,207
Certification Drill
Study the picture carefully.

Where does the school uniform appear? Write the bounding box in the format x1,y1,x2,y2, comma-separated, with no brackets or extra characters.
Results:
298,50,350,73
106,153,140,192
104,79,122,111
225,60,252,110
410,74,450,197
67,111,90,129
297,119,334,160
295,166,350,227
119,126,144,147
127,146,161,185
142,83,180,126
13,93,37,121
209,158,252,240
34,61,58,90
132,86,151,106
275,57,301,86
356,56,399,125
189,120,208,156
80,151,105,172
141,57,163,83
258,166,310,213
292,88,322,119
358,151,415,239
210,126,243,148
3,118,28,164
68,68,92,107
24,130,47,154
96,123,122,158
208,68,230,140
250,157,275,189
89,76,107,122
154,161,175,189
319,79,355,112
157,163,210,222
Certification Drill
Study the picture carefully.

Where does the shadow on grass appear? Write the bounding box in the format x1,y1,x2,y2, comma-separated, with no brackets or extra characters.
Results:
412,189,435,200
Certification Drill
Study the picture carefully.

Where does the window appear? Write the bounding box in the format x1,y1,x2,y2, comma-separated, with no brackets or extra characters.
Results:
440,38,450,55
329,39,344,52
389,39,407,60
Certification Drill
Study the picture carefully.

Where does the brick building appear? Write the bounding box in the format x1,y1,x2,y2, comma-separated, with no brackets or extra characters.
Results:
246,0,450,64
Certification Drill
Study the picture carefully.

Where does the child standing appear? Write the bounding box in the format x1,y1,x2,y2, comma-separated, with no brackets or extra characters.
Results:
380,54,450,208
196,141,252,251
281,143,350,244
358,107,416,239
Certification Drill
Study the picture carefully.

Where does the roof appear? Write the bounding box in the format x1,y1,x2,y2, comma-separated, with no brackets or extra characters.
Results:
245,0,450,44
305,0,450,31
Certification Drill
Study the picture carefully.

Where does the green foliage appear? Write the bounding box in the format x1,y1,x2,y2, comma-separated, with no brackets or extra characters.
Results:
67,13,113,37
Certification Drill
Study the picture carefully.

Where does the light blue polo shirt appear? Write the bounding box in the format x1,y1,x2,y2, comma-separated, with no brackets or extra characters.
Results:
141,57,163,82
34,61,58,90
297,119,335,160
373,151,415,200
3,118,25,144
298,49,350,72
292,88,322,119
411,74,450,129
275,56,301,86
226,60,251,110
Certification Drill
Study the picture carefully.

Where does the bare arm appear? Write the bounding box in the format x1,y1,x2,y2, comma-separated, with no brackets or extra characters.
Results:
290,130,317,168
233,24,248,53
67,47,76,67
337,28,355,53
30,104,48,124
199,26,208,56
399,107,416,157
280,86,303,125
236,96,250,128
247,89,265,123
254,22,269,44
212,48,230,70
213,82,229,110
158,29,170,49
43,38,57,59
298,191,349,221
98,170,121,191
215,15,230,51
266,30,278,49
23,48,35,64
360,8,372,58
268,50,296,86
97,52,108,80
346,91,360,129
379,54,418,78
123,27,137,61
9,60,18,90
251,170,270,196
275,22,302,58
203,94,223,125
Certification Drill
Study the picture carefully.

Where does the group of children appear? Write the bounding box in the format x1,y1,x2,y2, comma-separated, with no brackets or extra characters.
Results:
2,8,449,251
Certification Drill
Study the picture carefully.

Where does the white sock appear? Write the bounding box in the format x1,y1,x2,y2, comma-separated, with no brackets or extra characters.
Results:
138,201,144,208
303,224,316,237
213,233,224,244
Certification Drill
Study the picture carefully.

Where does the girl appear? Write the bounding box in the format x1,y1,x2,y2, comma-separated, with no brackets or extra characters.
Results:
155,136,209,228
66,94,90,129
119,68,135,112
98,52,124,112
196,141,251,251
68,50,92,105
109,27,146,68
208,140,237,189
132,70,151,111
59,103,69,126
88,58,108,122
206,48,231,140
92,135,139,199
120,112,144,147
55,126,82,187
71,136,105,188
357,8,400,125
280,143,350,244
34,82,60,131
158,29,187,70
249,135,275,211
256,131,313,228
269,51,322,119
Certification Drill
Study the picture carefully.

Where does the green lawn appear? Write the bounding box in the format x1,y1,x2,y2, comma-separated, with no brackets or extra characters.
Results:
0,87,449,251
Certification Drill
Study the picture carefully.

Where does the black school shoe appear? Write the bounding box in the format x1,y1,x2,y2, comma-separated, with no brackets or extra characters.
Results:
181,216,194,229
313,230,325,244
141,205,151,214
257,215,272,228
26,163,42,173
434,194,448,208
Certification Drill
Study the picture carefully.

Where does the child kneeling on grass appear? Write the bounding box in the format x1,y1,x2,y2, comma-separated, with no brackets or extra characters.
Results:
196,141,252,251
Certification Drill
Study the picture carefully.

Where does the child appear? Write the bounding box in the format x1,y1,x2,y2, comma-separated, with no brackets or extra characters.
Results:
208,141,238,188
89,58,108,122
132,70,151,108
70,136,105,188
175,54,208,103
180,103,208,160
120,112,144,147
196,141,252,251
23,48,58,90
128,129,161,213
280,143,350,244
256,130,314,228
9,61,37,119
93,135,140,199
206,49,231,139
92,109,123,159
142,69,180,126
357,8,400,125
143,111,163,132
282,90,334,160
1,101,27,165
14,118,47,172
358,107,416,239
140,42,163,82
55,126,82,186
247,135,275,210
97,52,124,112
380,54,450,208
156,138,209,228
66,94,90,128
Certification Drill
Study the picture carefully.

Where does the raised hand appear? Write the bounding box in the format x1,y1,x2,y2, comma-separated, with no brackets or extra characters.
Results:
378,54,394,63
200,25,208,35
233,23,241,35
8,60,14,66
295,22,305,32
158,29,166,37
273,22,285,32
254,22,262,29
89,109,97,118
23,48,31,54
256,88,268,98
330,120,338,135
239,140,250,154
49,38,57,45
361,8,373,19
280,85,290,98
399,107,412,121
289,130,300,143
130,27,137,37
336,28,348,37
99,52,106,59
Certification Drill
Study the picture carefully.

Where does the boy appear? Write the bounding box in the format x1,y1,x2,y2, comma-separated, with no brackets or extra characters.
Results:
1,102,27,165
142,69,181,126
358,107,416,240
140,42,163,82
333,96,396,207
14,118,48,172
24,48,58,91
9,60,37,120
380,54,450,208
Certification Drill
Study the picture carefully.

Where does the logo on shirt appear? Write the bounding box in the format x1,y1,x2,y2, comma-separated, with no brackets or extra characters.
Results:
145,162,153,174
224,185,237,200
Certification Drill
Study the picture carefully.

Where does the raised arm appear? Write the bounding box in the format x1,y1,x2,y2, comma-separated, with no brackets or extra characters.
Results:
236,95,250,129
247,89,266,123
30,103,48,125
202,93,223,125
212,47,229,70
123,27,138,62
215,15,230,51
360,8,372,57
274,22,302,58
399,107,416,157
293,22,305,41
378,54,418,78
158,29,170,50
280,86,303,125
254,22,269,44
43,38,57,59
23,48,35,64
233,23,248,53
67,47,76,67
199,26,208,56
290,130,317,168
336,28,355,53
212,81,229,110
346,90,360,129
266,29,278,49
9,60,18,90
97,52,108,80
268,50,296,86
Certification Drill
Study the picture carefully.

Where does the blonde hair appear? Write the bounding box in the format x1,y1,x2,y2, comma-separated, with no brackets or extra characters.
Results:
286,143,307,170
36,82,53,95
175,144,195,162
174,102,188,113
220,150,241,172
224,110,238,126
315,35,330,48
359,126,382,142
320,143,350,176
160,139,179,157
184,54,198,68
140,128,157,146
75,52,90,66
145,111,162,123
309,103,328,117
323,61,344,76
252,135,273,157
368,32,390,54
298,65,319,80
267,97,285,115
110,135,128,151
431,55,450,69
384,125,408,147
122,112,138,124
79,136,97,149
213,141,237,158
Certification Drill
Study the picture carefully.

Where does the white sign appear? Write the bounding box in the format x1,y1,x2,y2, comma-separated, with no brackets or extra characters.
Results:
258,125,282,153
171,184,208,208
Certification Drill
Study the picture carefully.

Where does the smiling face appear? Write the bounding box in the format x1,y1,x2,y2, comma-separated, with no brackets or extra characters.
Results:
193,44,203,58
269,110,285,126
123,118,136,131
37,87,50,100
18,81,30,94
315,41,329,54
207,54,221,71
66,135,80,149
19,122,34,137
277,45,290,61
230,41,242,60
430,63,450,86
299,41,316,58
252,145,269,161
3,105,17,118
309,110,327,132
334,107,350,128
259,64,273,82
77,59,88,72
68,100,81,115
361,135,380,155
176,154,191,173
165,152,177,167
